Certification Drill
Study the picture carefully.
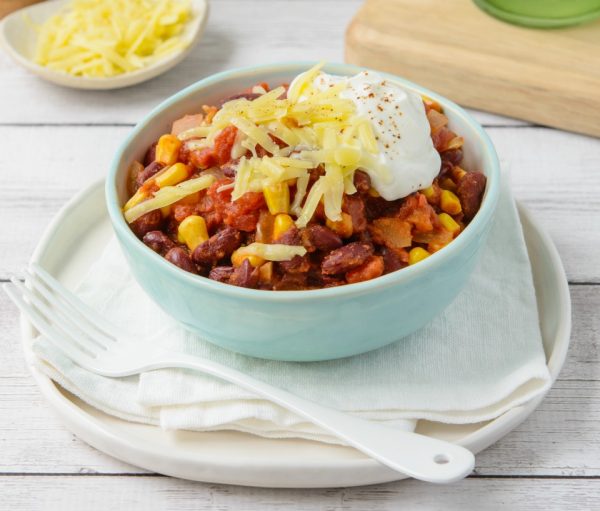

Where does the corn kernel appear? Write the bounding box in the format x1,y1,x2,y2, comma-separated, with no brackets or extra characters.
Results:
421,185,435,199
438,213,461,235
368,187,380,198
155,163,190,188
177,215,208,251
258,261,274,284
123,188,148,211
422,95,443,113
440,190,462,215
440,177,457,192
334,146,361,167
273,213,294,240
160,205,172,218
326,212,353,238
408,247,430,265
155,134,182,166
231,249,264,268
263,182,290,215
452,166,467,182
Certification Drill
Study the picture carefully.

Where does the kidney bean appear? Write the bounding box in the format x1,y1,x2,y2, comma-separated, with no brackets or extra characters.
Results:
437,148,464,180
276,226,302,246
142,231,175,255
353,171,371,194
136,161,164,188
130,210,163,239
322,275,345,288
441,148,463,166
346,255,384,284
343,194,367,233
209,266,235,283
165,247,197,274
438,159,454,180
273,272,308,291
303,225,342,252
278,255,311,274
322,242,374,275
457,172,487,220
365,196,402,220
144,142,158,166
355,229,373,245
192,227,241,264
381,247,407,273
229,259,259,288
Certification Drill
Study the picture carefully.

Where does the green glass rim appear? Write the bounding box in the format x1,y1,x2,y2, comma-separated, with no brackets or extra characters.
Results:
473,0,600,28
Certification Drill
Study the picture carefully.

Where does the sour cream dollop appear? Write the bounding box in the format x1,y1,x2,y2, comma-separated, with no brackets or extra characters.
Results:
291,71,441,201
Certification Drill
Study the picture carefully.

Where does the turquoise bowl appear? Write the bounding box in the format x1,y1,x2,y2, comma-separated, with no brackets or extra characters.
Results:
106,62,500,361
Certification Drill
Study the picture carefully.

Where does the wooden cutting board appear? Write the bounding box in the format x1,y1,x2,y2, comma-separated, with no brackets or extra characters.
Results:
345,0,600,137
0,0,43,19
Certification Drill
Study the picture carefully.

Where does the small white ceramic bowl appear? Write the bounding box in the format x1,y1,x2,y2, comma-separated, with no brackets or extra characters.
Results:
0,0,209,90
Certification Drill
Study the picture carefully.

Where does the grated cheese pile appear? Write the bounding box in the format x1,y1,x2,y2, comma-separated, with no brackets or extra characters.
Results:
178,63,392,228
34,0,192,78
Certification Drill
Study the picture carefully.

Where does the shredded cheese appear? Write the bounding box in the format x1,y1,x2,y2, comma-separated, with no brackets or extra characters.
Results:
34,0,192,78
180,62,391,227
235,243,307,262
124,174,215,223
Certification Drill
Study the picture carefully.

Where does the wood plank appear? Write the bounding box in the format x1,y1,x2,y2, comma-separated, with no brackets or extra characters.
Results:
485,126,600,284
0,475,598,510
0,286,597,475
0,124,130,281
0,125,597,282
345,0,600,137
0,0,522,127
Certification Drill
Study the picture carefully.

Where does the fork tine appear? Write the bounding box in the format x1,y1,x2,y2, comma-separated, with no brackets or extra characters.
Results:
24,270,110,351
3,282,96,368
29,263,119,340
9,277,102,358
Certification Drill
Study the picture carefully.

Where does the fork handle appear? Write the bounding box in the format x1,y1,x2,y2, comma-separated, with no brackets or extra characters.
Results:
140,353,474,483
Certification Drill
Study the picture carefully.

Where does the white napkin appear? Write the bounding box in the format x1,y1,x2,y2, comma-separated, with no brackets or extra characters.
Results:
32,177,551,444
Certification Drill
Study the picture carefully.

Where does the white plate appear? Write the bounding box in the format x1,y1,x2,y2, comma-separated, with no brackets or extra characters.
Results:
20,181,571,488
0,0,209,90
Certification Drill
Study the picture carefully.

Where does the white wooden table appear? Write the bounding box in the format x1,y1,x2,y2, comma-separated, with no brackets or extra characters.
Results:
1,1,599,508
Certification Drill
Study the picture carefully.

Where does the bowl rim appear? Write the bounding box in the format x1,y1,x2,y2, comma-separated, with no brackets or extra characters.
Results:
106,61,501,302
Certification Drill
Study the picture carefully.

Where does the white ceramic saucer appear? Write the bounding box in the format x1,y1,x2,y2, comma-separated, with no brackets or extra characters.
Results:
0,0,209,90
19,181,571,488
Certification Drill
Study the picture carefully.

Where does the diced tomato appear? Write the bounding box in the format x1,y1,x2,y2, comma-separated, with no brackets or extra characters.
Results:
208,178,234,205
214,126,238,165
231,191,265,213
398,193,437,232
172,204,196,222
196,190,214,213
223,192,264,231
188,147,216,169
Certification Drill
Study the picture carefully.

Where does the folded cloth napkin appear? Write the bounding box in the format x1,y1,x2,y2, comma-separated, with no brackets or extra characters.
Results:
32,176,551,444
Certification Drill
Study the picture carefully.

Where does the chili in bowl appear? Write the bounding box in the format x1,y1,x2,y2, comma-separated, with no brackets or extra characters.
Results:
106,62,500,361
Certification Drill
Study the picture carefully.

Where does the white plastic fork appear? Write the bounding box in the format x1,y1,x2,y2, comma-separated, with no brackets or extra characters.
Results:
4,263,475,484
